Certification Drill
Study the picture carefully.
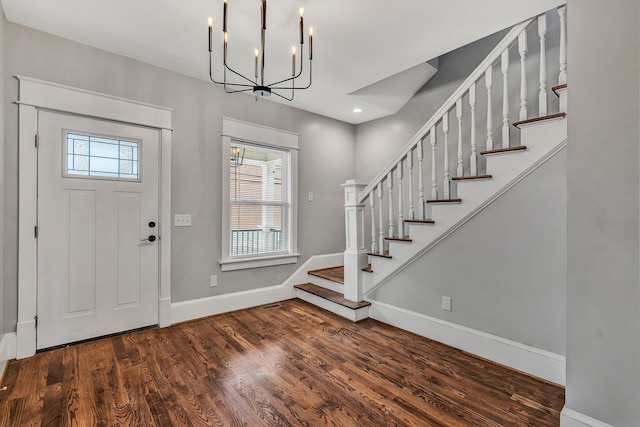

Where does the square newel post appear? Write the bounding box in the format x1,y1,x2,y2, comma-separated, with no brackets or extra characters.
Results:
342,180,368,302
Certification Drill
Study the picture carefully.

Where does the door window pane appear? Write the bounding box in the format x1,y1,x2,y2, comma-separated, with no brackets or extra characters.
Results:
65,132,139,180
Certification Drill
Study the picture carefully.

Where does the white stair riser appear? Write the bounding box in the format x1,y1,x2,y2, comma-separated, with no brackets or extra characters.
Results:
308,275,344,293
295,289,369,321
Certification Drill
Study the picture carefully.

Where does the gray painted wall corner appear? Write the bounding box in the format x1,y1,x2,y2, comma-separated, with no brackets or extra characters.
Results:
566,0,640,425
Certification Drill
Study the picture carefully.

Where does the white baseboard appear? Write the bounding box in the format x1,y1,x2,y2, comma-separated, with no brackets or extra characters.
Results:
0,333,17,379
369,300,566,385
171,284,294,324
171,253,344,324
561,407,615,427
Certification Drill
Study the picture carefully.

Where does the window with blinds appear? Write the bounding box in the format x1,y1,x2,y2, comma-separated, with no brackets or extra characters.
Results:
229,143,288,257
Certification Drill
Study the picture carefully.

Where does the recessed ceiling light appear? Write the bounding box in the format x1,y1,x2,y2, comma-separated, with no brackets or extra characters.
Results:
353,108,362,113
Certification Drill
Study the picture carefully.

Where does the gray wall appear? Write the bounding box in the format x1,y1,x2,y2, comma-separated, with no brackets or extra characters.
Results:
371,148,567,355
0,7,5,335
566,0,640,425
2,21,356,331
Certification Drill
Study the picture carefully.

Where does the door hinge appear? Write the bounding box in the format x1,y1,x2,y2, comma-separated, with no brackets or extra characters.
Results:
35,134,39,148
34,315,38,328
34,225,38,238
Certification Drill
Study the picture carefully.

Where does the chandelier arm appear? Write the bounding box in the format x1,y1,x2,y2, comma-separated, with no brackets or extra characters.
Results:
266,43,305,87
223,87,254,94
271,90,294,101
210,53,254,88
209,52,226,85
223,61,258,86
270,62,312,91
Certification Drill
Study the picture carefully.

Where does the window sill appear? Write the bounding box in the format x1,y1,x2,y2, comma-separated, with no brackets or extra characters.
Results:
220,253,300,271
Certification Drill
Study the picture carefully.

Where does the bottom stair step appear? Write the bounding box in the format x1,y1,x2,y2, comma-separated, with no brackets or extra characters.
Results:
294,284,370,309
294,283,371,322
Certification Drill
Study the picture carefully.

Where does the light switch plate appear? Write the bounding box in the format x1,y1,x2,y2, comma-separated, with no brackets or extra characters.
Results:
174,214,192,227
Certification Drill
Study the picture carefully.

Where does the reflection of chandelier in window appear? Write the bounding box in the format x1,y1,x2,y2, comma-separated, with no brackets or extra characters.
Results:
230,146,245,167
207,0,313,101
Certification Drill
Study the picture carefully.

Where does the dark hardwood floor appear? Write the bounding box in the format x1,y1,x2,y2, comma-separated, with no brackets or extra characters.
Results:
0,299,564,426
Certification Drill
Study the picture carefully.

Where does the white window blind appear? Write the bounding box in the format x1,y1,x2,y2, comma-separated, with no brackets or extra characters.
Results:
229,143,288,257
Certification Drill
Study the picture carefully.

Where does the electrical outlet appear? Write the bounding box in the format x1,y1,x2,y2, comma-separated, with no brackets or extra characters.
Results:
442,296,452,311
210,275,218,287
308,191,313,202
174,214,192,227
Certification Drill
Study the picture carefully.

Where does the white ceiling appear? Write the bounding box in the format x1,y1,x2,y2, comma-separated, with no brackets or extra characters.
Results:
1,0,564,125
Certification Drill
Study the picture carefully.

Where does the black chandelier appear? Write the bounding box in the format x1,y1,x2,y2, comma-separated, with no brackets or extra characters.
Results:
207,0,313,101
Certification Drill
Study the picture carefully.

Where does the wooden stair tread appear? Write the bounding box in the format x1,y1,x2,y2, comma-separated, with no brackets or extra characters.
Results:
451,175,492,181
294,283,371,309
427,198,462,204
385,236,412,242
481,146,526,156
404,219,435,224
552,83,567,96
362,264,373,273
368,251,392,259
308,266,344,284
513,112,566,128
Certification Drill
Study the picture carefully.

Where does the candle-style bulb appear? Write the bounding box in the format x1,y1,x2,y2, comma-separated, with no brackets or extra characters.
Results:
309,26,313,36
255,48,259,78
299,7,304,44
208,17,213,52
223,0,228,33
292,46,296,76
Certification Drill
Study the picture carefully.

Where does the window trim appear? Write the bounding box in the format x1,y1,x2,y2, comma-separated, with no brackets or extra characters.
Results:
220,117,299,271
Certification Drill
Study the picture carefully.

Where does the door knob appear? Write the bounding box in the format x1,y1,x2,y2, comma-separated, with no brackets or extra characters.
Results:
141,235,157,242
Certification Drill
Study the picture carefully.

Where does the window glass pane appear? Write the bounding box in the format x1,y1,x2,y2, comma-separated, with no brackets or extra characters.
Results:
230,204,284,256
65,133,139,180
230,145,284,202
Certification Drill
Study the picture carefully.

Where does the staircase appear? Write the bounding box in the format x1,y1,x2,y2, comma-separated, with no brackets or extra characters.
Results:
295,5,568,322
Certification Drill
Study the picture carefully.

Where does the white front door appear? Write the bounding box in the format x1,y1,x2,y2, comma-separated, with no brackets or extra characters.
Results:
36,111,160,349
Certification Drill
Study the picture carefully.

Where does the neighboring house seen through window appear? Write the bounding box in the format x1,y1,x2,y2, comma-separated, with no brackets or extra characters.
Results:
220,118,299,271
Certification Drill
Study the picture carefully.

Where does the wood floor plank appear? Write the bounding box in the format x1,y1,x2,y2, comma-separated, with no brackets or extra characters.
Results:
0,299,565,426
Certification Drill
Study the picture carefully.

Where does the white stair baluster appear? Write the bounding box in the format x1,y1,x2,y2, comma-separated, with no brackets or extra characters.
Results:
558,5,567,85
408,150,415,220
430,128,438,200
417,138,425,220
397,160,404,237
443,112,450,199
486,67,494,151
519,31,528,120
369,192,376,254
377,184,384,254
538,14,548,116
469,83,477,176
501,49,510,148
456,99,464,177
387,172,394,238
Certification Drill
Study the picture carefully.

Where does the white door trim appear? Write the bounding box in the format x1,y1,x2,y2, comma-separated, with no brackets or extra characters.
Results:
16,76,173,359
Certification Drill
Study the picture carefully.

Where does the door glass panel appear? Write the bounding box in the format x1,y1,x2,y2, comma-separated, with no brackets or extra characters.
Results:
65,132,140,180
